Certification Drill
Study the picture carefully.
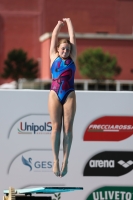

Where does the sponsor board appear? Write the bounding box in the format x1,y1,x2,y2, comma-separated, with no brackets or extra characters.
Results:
8,114,52,138
83,116,133,141
83,151,133,176
7,149,54,174
86,186,133,200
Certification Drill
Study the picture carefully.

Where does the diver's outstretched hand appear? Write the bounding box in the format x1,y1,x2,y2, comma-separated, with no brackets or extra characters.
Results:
62,18,70,22
57,20,64,27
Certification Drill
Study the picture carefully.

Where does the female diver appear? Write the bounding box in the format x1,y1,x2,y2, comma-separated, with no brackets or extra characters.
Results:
48,18,77,177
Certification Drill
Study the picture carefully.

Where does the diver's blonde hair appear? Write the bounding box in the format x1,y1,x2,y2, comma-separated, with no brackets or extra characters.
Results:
57,39,71,48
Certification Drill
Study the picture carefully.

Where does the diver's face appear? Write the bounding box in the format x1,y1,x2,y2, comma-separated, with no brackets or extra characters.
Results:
57,43,71,59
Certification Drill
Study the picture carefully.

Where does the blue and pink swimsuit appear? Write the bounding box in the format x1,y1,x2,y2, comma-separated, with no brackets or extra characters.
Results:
50,56,76,104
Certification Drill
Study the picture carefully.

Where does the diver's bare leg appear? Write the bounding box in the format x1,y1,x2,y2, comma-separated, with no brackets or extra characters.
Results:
60,92,76,177
48,91,63,176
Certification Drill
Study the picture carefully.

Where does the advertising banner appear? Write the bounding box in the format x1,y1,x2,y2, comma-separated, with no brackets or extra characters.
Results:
0,90,133,200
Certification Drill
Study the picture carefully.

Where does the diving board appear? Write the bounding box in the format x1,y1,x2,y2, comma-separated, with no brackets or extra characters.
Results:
4,187,83,194
3,187,83,200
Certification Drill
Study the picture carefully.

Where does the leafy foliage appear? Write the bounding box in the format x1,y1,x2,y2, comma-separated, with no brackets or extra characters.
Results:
78,48,122,81
1,49,39,88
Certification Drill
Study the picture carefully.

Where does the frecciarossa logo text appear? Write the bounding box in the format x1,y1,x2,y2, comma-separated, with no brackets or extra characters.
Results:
83,151,133,176
83,116,133,141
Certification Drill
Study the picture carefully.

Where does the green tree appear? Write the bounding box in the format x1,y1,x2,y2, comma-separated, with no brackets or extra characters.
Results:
1,49,39,89
78,48,121,82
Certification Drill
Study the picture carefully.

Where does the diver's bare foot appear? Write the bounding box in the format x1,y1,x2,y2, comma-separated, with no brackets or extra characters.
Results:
53,160,60,177
60,162,68,177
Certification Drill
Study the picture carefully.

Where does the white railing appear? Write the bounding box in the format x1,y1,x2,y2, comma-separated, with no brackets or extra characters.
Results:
18,78,133,91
